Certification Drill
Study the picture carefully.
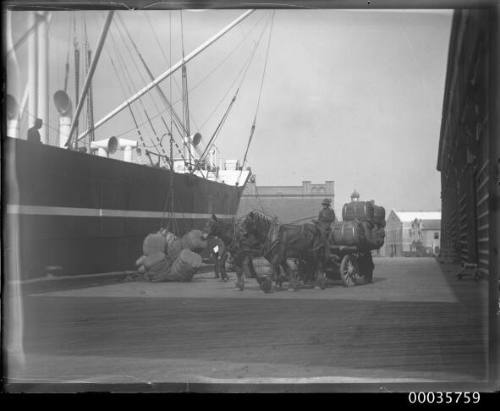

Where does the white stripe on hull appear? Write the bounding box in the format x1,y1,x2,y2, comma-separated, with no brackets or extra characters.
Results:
6,204,234,220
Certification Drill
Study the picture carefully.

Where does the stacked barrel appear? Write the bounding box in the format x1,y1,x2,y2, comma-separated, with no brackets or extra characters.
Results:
331,200,386,251
135,229,207,282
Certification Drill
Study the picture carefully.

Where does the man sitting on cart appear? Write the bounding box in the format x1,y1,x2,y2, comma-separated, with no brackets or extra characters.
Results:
317,198,335,261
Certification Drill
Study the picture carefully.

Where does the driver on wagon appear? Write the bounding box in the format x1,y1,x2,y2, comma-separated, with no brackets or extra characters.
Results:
318,198,335,259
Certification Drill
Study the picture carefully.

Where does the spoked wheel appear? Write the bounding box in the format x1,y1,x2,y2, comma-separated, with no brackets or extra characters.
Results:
340,254,359,287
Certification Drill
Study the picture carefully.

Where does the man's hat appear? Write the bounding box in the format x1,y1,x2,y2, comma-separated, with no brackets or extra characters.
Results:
322,198,331,205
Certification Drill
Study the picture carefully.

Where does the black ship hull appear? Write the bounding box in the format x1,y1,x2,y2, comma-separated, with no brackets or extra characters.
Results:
4,137,244,279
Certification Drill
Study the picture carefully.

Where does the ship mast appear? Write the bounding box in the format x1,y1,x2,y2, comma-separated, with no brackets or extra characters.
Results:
180,10,192,168
75,9,256,144
65,11,114,149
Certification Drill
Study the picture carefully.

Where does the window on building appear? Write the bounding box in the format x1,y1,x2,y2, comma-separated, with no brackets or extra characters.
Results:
434,232,439,239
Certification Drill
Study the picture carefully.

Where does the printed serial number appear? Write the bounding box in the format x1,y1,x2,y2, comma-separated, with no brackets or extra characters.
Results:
408,392,480,404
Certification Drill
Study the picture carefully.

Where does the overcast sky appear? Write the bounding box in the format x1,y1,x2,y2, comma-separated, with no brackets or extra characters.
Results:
8,9,452,215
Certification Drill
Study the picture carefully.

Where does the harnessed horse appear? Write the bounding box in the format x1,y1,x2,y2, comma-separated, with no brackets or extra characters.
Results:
243,211,327,290
204,214,272,292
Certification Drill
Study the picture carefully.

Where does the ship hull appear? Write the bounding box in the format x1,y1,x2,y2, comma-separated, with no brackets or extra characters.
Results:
4,138,244,279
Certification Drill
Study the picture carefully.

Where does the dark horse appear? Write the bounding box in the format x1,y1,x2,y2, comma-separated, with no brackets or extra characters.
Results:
242,211,327,290
204,214,273,293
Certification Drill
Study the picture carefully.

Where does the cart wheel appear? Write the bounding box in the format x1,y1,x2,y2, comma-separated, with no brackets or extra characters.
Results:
340,254,359,287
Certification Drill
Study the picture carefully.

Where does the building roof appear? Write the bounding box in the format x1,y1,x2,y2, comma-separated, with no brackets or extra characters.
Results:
393,211,441,223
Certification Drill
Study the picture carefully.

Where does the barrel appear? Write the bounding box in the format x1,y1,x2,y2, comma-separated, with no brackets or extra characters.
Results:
342,201,375,222
169,249,203,282
331,221,361,246
373,205,386,226
143,233,167,256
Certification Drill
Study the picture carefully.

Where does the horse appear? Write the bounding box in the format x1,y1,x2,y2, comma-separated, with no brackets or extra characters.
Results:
242,211,326,290
204,214,273,293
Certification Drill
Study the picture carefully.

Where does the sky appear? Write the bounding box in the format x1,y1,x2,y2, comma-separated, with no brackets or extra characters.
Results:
7,9,453,216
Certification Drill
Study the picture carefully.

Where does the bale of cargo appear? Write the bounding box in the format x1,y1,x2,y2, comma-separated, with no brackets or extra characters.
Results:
142,251,166,269
181,229,208,252
359,221,385,250
331,221,362,246
342,201,375,222
167,238,183,260
251,257,273,277
142,233,166,256
373,226,386,247
168,249,203,282
372,204,386,227
145,257,173,282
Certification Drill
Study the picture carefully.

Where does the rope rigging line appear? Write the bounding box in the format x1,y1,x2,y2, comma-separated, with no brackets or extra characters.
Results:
110,58,154,165
110,22,170,164
115,13,188,141
165,9,178,233
107,25,163,160
195,89,240,168
189,17,270,175
115,16,191,165
93,12,268,143
63,12,72,93
106,35,156,165
194,15,271,157
239,10,275,181
143,11,184,100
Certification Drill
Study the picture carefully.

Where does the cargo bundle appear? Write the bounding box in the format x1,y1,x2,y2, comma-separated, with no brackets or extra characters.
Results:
135,229,207,282
333,200,386,250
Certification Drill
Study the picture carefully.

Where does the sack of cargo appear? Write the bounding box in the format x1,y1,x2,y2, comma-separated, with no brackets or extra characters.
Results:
168,249,202,282
142,251,166,269
331,221,362,246
372,204,386,226
167,238,183,260
360,223,385,250
143,233,167,256
342,201,375,222
251,257,273,277
145,257,173,282
181,230,208,252
373,226,386,248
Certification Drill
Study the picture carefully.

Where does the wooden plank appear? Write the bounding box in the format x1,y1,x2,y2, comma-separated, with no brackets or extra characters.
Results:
476,193,489,207
477,159,489,176
477,224,489,232
476,210,489,220
476,174,489,191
